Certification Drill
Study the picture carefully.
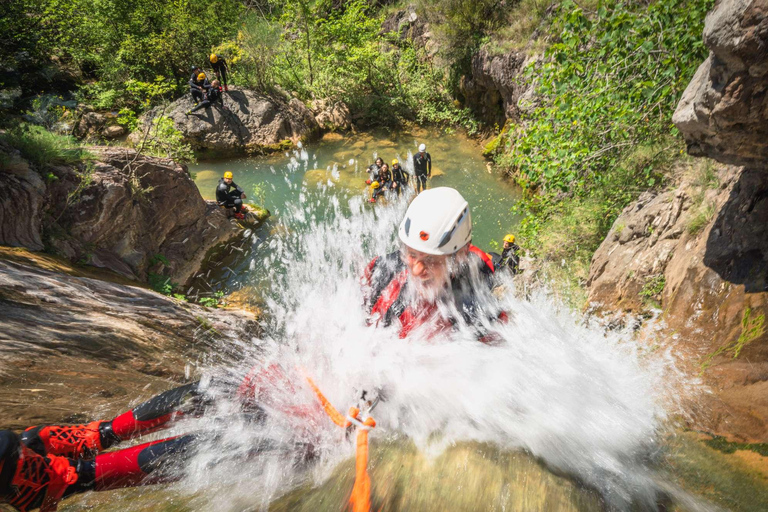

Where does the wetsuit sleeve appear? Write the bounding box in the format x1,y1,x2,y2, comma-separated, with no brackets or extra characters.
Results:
233,182,244,195
427,153,432,174
216,183,228,205
189,78,200,90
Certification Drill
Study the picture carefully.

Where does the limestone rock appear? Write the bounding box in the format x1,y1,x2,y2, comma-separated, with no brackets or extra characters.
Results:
131,89,320,154
673,0,768,166
313,100,353,131
50,147,242,286
460,49,527,126
102,124,125,139
587,165,768,442
75,111,107,139
0,251,256,428
0,150,46,250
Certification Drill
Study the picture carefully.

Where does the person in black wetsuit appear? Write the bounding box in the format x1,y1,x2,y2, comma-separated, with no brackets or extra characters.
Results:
209,54,230,91
498,234,521,274
371,163,391,202
365,157,384,185
216,171,246,219
412,144,431,194
186,79,228,114
390,159,409,195
189,71,209,106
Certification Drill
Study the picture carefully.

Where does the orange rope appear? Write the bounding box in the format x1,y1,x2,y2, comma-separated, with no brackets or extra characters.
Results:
305,377,350,428
305,377,375,512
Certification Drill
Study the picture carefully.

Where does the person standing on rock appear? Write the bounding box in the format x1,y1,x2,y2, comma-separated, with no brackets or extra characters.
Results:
209,53,230,91
216,171,246,220
390,158,409,195
412,144,431,194
498,234,521,275
189,71,210,106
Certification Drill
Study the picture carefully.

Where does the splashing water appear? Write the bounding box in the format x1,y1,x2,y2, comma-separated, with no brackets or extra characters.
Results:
151,178,681,512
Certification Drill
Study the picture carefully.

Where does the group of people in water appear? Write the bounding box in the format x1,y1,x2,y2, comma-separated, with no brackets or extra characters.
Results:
365,143,432,202
186,54,231,116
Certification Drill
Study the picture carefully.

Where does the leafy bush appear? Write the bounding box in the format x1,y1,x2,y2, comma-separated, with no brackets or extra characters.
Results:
1,124,92,168
501,0,712,258
148,273,176,295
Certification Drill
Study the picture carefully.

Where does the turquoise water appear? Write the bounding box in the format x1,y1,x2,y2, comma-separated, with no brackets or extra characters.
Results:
189,127,521,297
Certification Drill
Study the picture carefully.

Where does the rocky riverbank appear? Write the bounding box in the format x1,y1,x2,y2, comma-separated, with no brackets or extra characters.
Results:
0,247,257,428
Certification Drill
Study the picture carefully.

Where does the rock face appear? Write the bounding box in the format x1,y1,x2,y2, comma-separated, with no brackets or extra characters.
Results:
311,99,353,131
133,89,320,154
0,249,257,428
587,165,768,442
0,145,249,287
460,49,527,127
673,0,768,166
0,151,46,251
50,147,242,285
381,5,434,53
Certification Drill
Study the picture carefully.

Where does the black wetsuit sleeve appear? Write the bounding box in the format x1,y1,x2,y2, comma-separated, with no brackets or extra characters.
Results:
0,430,20,503
427,153,432,174
216,182,228,205
233,182,244,195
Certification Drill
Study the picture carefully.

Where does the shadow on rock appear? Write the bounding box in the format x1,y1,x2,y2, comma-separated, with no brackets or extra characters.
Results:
703,168,768,293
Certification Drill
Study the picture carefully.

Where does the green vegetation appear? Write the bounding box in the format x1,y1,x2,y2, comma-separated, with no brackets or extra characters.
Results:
0,125,92,168
492,0,712,302
702,307,766,371
639,274,666,309
199,291,225,308
703,435,768,457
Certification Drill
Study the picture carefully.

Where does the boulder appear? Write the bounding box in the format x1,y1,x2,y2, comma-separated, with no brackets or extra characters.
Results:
312,100,353,131
131,89,320,154
460,49,527,126
48,147,243,286
587,165,768,442
102,124,125,139
75,111,107,139
673,0,768,167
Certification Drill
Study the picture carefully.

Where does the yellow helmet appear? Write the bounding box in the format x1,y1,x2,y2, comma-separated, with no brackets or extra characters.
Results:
223,171,233,179
392,159,399,165
503,234,515,244
197,72,206,81
210,54,218,63
371,181,380,189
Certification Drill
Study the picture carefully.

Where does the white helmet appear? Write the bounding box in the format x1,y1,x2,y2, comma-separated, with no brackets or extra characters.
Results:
418,143,426,152
398,187,472,255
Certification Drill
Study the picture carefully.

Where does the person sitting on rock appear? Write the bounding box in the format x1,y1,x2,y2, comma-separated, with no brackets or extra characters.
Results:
186,80,228,115
189,71,210,106
216,171,246,220
365,157,384,185
209,53,230,91
390,159,409,195
498,234,521,275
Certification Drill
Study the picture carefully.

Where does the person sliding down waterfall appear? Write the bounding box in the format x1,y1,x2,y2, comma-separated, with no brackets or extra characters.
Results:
216,171,246,220
363,187,507,341
0,378,316,512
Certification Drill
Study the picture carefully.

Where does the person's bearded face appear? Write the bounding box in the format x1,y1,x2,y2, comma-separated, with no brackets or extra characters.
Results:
401,245,451,302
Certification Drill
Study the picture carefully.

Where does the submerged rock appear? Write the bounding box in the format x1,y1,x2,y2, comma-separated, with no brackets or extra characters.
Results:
131,89,320,155
673,0,768,167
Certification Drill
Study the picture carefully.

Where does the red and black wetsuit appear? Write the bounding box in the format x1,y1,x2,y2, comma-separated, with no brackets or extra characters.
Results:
0,381,275,511
362,245,504,340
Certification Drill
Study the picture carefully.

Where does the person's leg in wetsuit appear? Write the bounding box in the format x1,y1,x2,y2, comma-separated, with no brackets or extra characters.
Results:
0,381,278,511
415,173,427,193
191,89,204,105
225,191,243,213
189,99,212,113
